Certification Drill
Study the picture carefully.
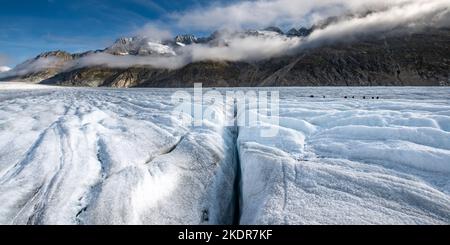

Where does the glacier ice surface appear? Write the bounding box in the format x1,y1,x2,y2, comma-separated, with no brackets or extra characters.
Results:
0,82,449,224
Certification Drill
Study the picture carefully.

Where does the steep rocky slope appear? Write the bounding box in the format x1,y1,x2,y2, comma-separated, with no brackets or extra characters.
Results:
0,51,74,83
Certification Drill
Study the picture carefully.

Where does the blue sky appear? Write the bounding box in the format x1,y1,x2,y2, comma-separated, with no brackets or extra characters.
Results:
0,0,234,67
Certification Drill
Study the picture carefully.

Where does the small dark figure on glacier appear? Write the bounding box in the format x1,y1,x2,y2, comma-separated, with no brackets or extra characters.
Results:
202,209,209,222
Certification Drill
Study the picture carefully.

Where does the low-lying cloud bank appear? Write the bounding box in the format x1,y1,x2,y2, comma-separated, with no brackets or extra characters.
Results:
0,56,62,79
71,53,187,70
170,0,448,32
70,32,303,70
305,0,450,46
0,66,11,73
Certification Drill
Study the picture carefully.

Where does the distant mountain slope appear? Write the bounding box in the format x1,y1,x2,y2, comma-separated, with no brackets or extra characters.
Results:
1,16,449,87
0,51,74,83
41,28,450,87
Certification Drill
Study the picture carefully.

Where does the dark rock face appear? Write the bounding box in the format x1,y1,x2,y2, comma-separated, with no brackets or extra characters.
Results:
286,27,313,37
297,27,312,37
286,28,301,37
39,28,450,87
264,29,450,86
42,67,130,87
264,26,284,34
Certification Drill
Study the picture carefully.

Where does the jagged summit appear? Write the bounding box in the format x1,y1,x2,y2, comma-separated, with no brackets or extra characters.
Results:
263,26,284,34
286,27,313,37
174,34,198,45
36,50,73,59
286,28,300,36
105,36,176,56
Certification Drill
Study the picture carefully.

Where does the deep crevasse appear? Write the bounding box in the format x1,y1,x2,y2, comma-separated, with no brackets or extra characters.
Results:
0,86,238,225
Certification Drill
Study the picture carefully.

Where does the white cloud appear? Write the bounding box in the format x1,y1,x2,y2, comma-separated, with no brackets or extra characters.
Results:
304,0,450,47
0,56,61,79
70,52,187,70
0,66,11,73
186,32,302,62
169,0,421,31
133,23,173,41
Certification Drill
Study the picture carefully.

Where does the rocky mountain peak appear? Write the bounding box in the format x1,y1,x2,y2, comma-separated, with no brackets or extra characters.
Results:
298,27,313,37
174,34,198,45
36,50,73,60
263,26,284,34
286,27,312,37
106,36,176,56
286,28,300,36
114,37,134,45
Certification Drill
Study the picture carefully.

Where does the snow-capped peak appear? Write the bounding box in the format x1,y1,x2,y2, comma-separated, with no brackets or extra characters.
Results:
106,36,176,56
174,34,198,45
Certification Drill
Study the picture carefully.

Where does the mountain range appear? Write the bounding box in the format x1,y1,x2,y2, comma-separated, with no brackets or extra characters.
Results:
1,18,449,87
